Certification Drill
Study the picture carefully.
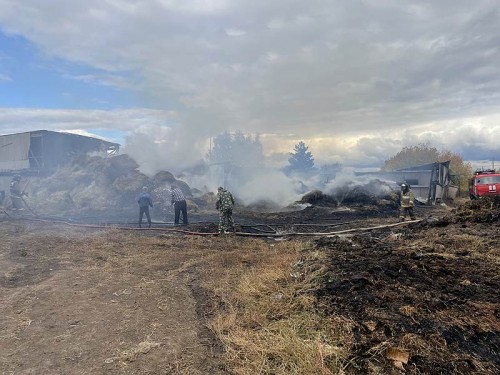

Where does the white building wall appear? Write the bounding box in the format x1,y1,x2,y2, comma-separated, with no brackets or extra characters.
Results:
0,133,31,171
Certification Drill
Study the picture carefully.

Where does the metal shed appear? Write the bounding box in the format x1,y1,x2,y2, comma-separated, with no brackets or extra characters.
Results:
357,161,458,204
0,130,119,174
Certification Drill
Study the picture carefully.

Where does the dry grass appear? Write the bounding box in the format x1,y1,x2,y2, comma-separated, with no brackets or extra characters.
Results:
3,216,498,374
199,237,354,374
398,228,495,259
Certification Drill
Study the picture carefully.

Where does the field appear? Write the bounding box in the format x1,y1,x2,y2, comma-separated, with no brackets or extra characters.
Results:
1,198,499,374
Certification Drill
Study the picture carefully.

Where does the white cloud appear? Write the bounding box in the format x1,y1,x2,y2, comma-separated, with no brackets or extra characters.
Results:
225,28,246,37
0,0,499,168
0,108,177,135
267,18,285,30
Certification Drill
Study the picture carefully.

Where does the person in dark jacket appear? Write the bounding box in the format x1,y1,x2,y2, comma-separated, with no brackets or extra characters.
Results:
137,187,153,228
171,184,188,225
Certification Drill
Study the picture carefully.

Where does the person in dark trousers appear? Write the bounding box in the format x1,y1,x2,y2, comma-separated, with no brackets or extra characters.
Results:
171,184,188,225
137,186,153,228
399,183,416,222
10,175,26,210
216,186,235,233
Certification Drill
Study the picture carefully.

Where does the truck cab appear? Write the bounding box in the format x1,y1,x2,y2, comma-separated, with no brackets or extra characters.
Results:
468,169,500,199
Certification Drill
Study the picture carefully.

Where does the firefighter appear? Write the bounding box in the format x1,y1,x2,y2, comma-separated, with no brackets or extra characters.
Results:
399,183,416,221
216,186,235,233
9,175,26,210
137,186,153,228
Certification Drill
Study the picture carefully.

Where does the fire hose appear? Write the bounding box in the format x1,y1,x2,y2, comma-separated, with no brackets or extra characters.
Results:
8,214,421,237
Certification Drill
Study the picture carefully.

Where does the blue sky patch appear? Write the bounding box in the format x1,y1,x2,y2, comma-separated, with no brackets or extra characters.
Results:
0,31,139,110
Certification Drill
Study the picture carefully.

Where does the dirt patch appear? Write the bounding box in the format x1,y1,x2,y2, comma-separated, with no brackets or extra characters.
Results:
0,222,228,374
184,267,229,374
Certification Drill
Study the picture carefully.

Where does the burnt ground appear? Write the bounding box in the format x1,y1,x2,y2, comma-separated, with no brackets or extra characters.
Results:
1,197,499,374
300,198,500,374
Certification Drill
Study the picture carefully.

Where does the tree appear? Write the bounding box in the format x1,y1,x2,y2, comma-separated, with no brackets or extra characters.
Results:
381,143,440,171
207,131,263,168
287,141,315,174
437,149,473,195
382,142,472,195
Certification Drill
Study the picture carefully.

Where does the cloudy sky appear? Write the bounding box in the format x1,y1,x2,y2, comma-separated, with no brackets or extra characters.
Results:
1,0,499,171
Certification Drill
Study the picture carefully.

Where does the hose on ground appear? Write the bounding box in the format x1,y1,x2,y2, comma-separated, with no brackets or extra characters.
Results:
8,214,421,238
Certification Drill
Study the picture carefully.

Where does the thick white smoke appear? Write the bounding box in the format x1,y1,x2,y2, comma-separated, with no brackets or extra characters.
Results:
122,128,398,209
229,168,302,207
324,167,396,204
178,164,302,207
122,125,209,175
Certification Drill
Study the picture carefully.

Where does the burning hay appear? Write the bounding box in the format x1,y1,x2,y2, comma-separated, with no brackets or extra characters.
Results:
26,154,201,219
298,190,337,206
298,185,399,211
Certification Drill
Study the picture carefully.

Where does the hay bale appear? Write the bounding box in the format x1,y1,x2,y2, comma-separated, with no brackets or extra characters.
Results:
172,180,192,197
341,187,378,205
192,192,217,210
299,190,324,204
299,190,337,206
71,184,109,210
186,199,199,213
112,172,148,191
31,191,76,214
107,154,139,172
152,171,176,185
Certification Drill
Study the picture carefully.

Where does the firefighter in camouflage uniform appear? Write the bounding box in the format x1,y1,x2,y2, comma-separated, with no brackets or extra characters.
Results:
216,186,235,233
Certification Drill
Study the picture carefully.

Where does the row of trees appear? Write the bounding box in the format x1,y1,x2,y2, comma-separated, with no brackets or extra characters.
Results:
206,132,316,174
206,132,264,167
206,133,472,192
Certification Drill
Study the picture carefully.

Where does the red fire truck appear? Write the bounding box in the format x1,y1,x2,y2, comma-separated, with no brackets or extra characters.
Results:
468,169,500,199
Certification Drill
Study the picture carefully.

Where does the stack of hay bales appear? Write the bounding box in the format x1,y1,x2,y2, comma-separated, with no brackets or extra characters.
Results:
28,154,196,220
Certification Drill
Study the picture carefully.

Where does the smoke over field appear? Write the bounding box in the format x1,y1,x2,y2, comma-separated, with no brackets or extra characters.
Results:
15,151,401,221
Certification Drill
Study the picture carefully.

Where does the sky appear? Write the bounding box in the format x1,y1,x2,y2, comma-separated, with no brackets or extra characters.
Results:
1,0,499,173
